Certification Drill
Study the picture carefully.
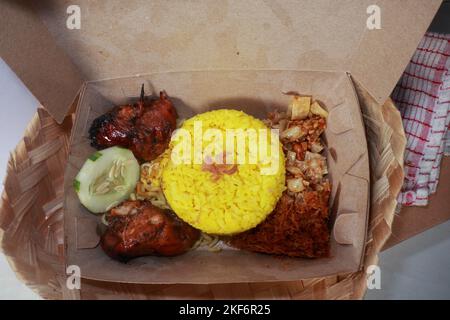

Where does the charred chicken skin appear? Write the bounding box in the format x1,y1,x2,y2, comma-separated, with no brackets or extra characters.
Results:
101,200,200,262
89,88,177,162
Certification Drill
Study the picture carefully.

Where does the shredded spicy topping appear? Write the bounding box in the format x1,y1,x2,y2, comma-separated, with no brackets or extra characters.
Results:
201,152,238,181
230,95,331,258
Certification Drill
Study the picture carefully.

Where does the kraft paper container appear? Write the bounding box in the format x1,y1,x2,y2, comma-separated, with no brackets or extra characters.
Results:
0,0,440,298
64,70,369,283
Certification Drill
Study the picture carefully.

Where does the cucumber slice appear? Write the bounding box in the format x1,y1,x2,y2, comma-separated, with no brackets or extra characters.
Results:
74,146,140,214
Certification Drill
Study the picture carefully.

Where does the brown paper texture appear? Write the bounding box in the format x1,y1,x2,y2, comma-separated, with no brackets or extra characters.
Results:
64,70,369,283
0,0,440,134
27,0,440,117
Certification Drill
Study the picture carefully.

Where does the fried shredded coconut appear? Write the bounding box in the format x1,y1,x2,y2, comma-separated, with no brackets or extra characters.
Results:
229,183,331,258
230,97,331,258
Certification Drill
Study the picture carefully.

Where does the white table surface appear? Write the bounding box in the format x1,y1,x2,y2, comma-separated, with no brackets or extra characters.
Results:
1,54,449,300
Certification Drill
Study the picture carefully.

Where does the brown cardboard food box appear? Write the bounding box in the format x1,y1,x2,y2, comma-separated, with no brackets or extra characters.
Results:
0,0,444,286
66,71,369,283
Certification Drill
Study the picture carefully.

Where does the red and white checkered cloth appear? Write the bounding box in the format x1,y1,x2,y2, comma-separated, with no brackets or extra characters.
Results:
392,32,450,206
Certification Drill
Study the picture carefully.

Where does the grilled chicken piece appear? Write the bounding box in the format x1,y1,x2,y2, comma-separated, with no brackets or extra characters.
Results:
89,87,177,162
101,200,200,262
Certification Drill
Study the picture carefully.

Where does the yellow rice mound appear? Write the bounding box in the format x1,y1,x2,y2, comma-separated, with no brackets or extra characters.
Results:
161,109,285,235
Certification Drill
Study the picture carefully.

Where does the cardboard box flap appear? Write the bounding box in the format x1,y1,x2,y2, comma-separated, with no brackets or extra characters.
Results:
32,0,367,81
2,0,440,121
0,0,85,124
32,0,439,94
349,0,442,104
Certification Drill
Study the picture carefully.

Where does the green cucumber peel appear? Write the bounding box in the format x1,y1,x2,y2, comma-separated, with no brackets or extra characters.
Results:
89,151,103,162
73,179,80,192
